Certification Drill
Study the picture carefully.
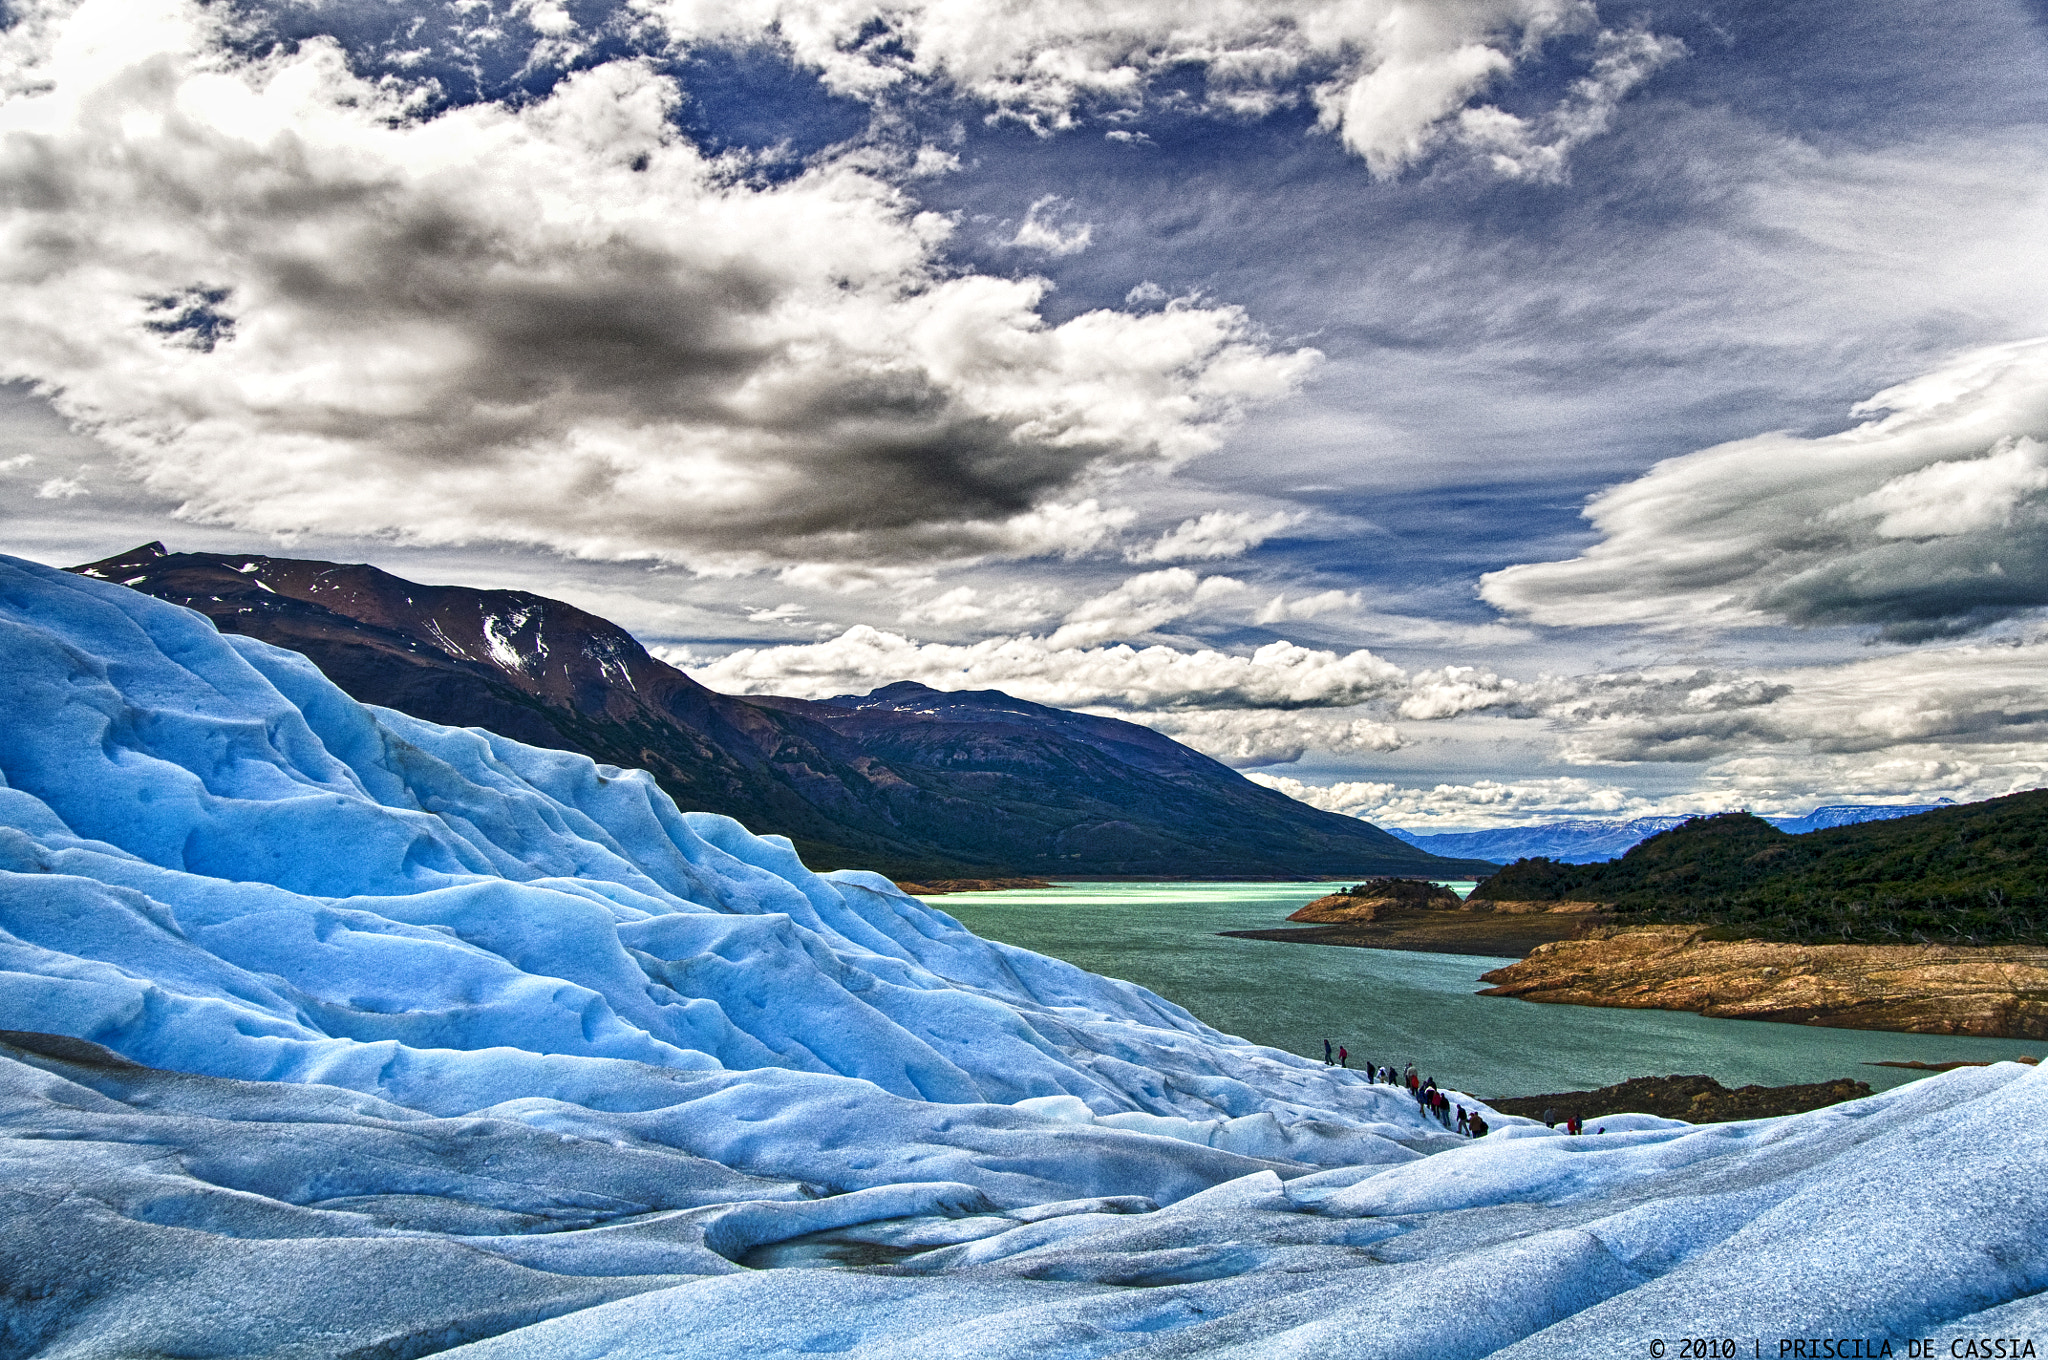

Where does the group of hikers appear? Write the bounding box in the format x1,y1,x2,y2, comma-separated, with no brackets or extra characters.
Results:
1321,1040,1489,1138
1544,1110,1600,1135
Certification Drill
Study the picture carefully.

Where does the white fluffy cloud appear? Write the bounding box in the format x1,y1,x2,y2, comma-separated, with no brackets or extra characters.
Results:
1253,589,1358,624
690,624,1410,713
683,565,1457,766
1128,710,1403,768
1128,509,1302,563
688,617,1416,765
1249,772,1678,824
1007,195,1093,256
634,0,1669,178
1449,26,1683,182
0,0,1314,568
1483,338,2048,640
1043,568,1247,648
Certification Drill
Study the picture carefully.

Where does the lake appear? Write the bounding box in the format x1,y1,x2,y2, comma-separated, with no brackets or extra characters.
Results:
927,880,2043,1099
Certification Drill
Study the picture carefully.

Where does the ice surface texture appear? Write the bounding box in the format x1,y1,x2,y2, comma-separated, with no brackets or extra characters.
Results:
1,554,2043,1357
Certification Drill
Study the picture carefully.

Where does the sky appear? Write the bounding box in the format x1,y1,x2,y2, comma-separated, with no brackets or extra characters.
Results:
4,0,2047,831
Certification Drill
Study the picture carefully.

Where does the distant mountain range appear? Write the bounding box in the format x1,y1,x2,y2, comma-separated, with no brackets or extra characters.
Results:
71,543,1497,881
1387,804,1953,865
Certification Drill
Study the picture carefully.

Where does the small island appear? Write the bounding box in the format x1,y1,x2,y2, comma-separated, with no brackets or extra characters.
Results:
1220,876,1611,957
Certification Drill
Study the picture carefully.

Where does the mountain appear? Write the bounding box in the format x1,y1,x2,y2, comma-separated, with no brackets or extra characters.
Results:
68,543,1495,880
1771,802,1953,834
1389,803,1953,864
1467,795,2048,944
1387,817,1693,865
2,551,2040,1357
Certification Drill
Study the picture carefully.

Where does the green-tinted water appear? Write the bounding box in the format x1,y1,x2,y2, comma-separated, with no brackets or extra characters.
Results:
928,880,2042,1099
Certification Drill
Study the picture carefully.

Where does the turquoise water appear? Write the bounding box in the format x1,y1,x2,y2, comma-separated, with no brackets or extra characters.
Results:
928,881,2043,1099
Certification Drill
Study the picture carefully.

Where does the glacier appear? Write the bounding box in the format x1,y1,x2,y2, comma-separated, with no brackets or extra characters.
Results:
1,551,2044,1358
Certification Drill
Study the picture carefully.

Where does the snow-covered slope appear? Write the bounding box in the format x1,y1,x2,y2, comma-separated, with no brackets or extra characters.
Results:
3,553,2045,1357
0,555,1429,1190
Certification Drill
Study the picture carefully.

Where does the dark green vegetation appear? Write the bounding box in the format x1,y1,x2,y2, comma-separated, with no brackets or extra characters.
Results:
1469,793,2048,945
1329,878,1467,908
1487,1075,1874,1126
73,544,1498,882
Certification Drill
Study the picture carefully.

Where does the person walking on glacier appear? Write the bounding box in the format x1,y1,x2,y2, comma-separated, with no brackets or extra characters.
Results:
1322,1038,1332,1065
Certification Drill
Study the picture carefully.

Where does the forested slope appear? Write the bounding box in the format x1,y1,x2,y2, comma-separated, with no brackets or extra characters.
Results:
1469,792,2048,943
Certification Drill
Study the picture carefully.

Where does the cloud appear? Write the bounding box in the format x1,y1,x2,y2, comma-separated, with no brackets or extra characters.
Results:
1126,710,1403,767
1549,641,2048,766
0,1,1314,569
1394,664,1522,719
1127,509,1302,563
636,0,1668,178
35,476,87,499
1042,568,1247,647
773,562,924,593
895,582,1061,627
1450,26,1684,182
1253,588,1358,624
1482,338,2048,639
1249,772,1676,825
683,600,2048,789
1008,195,1092,256
687,600,1416,766
897,586,987,626
689,624,1410,711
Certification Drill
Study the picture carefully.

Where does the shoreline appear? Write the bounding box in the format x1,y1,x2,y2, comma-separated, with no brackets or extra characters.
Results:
894,877,1057,895
1220,903,1608,958
1478,925,2048,1040
1224,909,2048,1041
1484,1074,1875,1125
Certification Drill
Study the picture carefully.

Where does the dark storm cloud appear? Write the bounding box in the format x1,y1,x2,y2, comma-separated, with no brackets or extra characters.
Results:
0,19,1309,565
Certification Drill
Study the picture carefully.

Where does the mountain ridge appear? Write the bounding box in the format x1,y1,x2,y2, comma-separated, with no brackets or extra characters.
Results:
1389,803,1952,865
69,542,1497,881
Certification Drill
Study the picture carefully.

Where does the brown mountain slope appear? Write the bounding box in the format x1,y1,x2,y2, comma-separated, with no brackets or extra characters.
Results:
71,543,1499,881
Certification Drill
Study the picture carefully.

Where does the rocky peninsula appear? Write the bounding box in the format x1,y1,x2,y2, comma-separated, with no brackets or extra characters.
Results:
1222,878,1611,957
1478,924,2048,1038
